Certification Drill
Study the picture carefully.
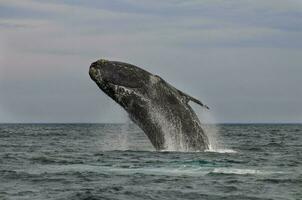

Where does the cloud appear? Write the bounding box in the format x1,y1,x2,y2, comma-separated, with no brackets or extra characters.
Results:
1,0,301,53
0,18,50,30
0,0,148,22
0,0,301,123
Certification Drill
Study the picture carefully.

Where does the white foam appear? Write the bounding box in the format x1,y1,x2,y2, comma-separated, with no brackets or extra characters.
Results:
21,164,209,176
19,164,285,178
211,168,271,175
111,166,209,176
205,148,237,154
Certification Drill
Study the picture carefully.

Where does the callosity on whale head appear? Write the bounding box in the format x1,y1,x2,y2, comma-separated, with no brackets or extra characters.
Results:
89,59,210,151
89,59,151,111
89,59,148,89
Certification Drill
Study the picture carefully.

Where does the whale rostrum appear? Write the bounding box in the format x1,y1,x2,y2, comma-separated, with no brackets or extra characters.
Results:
89,59,210,151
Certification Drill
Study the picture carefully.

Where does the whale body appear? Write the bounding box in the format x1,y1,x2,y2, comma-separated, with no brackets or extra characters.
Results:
89,59,210,151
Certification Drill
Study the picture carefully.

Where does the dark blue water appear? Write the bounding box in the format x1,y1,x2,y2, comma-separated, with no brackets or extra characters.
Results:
0,124,301,200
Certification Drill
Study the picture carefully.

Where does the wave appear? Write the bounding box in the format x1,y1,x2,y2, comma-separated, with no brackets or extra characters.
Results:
211,168,261,175
30,155,84,165
258,178,302,184
210,168,283,175
9,164,283,178
264,142,283,147
92,147,237,153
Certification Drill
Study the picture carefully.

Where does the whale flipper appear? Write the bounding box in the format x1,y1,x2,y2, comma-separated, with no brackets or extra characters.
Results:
162,79,209,110
177,89,209,110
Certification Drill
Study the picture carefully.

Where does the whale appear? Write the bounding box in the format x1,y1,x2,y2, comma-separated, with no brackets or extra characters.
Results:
89,59,210,151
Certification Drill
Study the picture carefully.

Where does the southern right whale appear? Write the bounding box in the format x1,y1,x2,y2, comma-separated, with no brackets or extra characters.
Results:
89,59,210,151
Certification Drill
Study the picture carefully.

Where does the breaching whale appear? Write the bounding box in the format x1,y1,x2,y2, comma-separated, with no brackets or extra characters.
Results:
89,59,210,151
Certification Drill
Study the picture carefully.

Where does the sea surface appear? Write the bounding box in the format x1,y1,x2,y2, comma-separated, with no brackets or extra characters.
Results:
0,123,301,200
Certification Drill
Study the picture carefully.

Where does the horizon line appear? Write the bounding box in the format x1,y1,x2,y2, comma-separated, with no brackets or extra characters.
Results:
0,122,301,125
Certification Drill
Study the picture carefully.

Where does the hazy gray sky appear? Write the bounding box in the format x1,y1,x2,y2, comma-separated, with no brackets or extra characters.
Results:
0,0,301,123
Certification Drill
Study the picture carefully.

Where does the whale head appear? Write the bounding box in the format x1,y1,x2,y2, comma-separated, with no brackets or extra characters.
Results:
89,59,151,109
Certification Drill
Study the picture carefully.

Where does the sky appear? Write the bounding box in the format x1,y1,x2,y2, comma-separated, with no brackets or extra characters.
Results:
0,0,301,123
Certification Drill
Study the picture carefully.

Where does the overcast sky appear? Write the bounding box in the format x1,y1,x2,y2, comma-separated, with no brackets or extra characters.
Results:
0,0,301,123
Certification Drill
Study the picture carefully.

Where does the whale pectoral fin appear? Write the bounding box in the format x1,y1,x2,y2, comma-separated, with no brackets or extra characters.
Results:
177,89,210,110
188,96,210,110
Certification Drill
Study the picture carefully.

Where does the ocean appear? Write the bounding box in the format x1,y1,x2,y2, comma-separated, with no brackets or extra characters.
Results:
0,124,301,200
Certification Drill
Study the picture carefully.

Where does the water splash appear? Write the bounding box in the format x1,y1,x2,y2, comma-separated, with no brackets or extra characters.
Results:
147,101,233,152
201,123,221,151
117,113,131,150
205,148,237,154
148,104,187,151
103,98,234,153
192,103,236,153
200,124,237,153
99,105,132,151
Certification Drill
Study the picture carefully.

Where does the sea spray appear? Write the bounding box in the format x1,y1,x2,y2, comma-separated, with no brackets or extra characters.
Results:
201,123,221,151
190,102,236,152
148,104,187,151
100,104,132,151
154,114,176,151
201,115,236,153
118,112,131,150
